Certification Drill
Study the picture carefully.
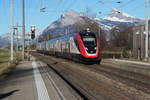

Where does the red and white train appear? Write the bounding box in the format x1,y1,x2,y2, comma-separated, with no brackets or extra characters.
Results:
37,31,101,63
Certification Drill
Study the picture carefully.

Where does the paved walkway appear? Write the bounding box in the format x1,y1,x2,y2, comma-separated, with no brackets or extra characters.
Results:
0,58,80,100
0,61,38,100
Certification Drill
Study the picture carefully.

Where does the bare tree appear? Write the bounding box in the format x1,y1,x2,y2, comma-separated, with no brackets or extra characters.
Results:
110,25,133,49
100,29,107,48
74,16,99,33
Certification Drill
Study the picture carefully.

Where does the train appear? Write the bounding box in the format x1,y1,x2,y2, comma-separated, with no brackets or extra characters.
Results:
37,30,101,64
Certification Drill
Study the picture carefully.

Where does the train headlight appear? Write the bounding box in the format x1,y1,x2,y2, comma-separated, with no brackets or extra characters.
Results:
94,47,97,50
85,47,88,50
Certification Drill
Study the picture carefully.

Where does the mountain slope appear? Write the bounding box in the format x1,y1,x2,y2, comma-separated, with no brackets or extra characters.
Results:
39,9,144,42
43,10,85,33
96,9,143,31
0,29,43,48
1,9,144,47
104,9,141,22
41,10,88,40
0,36,9,47
50,10,84,28
94,9,144,39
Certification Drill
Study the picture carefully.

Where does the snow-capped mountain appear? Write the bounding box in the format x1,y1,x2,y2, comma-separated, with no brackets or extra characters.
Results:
43,10,85,32
44,9,143,33
94,9,144,39
42,10,87,39
53,10,84,28
104,9,140,22
42,9,143,40
100,9,142,28
0,9,144,47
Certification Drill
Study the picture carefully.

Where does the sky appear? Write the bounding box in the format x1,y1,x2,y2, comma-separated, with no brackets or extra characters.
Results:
0,0,149,35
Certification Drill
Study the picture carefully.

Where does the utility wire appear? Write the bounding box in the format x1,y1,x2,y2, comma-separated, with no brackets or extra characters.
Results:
46,0,65,13
116,0,136,9
54,0,67,13
129,2,145,12
64,0,75,11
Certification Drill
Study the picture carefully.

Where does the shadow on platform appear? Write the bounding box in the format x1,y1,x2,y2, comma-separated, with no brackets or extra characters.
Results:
0,89,20,99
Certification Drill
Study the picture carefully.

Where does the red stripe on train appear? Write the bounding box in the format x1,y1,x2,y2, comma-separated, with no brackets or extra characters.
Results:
75,33,99,58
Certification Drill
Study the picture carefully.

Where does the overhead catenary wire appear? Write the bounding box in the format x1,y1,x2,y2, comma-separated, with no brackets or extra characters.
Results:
64,0,76,11
41,0,65,14
50,0,63,12
116,0,136,9
97,0,122,18
128,1,145,14
1,0,6,12
117,0,150,18
98,0,147,18
40,0,46,12
98,1,122,4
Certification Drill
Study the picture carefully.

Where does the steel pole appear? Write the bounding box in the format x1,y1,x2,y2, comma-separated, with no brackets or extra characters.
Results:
10,0,14,61
145,0,149,60
16,27,18,51
22,0,25,60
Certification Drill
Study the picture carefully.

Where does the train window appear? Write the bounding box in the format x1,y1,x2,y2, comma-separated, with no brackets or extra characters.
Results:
82,37,96,46
83,37,95,42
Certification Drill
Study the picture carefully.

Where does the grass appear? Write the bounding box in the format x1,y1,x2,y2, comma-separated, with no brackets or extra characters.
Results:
0,50,10,63
0,49,22,80
101,50,122,54
100,50,122,58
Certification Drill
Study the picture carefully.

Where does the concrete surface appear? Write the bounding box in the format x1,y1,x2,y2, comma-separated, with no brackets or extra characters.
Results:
0,61,38,100
102,59,150,77
0,58,81,100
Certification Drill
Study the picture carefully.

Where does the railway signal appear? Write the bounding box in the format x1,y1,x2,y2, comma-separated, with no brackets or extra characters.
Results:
31,25,36,39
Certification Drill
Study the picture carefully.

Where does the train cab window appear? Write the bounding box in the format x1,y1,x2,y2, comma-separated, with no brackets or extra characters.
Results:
80,32,97,54
82,36,96,47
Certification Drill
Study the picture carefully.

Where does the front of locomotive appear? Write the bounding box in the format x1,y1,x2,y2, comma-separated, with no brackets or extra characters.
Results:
75,30,101,63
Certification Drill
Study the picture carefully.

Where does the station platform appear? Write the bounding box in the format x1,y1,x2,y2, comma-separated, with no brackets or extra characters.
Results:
0,57,81,100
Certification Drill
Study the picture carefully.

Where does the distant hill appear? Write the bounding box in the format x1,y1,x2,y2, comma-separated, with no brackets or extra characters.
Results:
0,9,144,48
0,36,9,48
40,9,144,40
0,30,43,48
95,9,144,39
42,10,86,38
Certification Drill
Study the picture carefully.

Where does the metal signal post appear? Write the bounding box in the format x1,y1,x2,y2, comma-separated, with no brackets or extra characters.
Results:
10,0,14,61
22,0,25,60
145,0,149,60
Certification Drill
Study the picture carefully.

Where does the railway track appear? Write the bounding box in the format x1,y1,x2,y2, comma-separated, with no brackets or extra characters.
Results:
87,64,150,93
32,52,150,100
102,59,150,77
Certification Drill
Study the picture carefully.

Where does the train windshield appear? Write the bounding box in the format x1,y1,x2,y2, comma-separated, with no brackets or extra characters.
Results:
82,36,96,47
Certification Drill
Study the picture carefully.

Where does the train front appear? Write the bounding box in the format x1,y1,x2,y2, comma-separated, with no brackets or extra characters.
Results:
76,31,101,63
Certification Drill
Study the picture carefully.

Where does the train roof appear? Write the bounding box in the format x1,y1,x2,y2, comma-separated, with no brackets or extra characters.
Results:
39,31,96,44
